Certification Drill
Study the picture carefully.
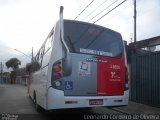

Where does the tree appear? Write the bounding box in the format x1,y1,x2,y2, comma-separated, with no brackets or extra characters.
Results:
26,61,41,75
5,58,21,71
5,58,21,84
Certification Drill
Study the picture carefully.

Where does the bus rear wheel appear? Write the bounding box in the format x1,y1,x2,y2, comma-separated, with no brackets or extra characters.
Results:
33,91,43,112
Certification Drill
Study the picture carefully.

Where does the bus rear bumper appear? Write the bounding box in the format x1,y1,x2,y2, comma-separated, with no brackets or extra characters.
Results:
47,88,129,110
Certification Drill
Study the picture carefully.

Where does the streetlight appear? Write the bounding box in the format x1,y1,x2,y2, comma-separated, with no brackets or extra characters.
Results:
13,49,34,86
13,49,33,62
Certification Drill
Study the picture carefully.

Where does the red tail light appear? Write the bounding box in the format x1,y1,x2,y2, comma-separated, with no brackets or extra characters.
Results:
124,67,129,90
54,73,61,79
125,71,129,82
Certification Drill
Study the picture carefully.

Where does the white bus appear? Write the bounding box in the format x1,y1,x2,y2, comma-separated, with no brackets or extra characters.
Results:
29,6,129,111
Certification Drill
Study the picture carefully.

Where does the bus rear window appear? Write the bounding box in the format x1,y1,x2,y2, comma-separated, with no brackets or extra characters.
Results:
64,21,123,57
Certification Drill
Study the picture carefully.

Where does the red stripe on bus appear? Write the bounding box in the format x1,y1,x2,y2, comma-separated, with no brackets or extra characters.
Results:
97,56,125,96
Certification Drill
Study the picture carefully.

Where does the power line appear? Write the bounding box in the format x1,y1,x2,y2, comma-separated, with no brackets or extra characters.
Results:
93,0,127,23
74,0,95,20
82,0,109,21
14,49,32,59
105,0,144,23
88,0,118,22
106,2,133,22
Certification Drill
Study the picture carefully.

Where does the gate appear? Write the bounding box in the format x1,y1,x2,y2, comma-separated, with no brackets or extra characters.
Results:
131,50,160,107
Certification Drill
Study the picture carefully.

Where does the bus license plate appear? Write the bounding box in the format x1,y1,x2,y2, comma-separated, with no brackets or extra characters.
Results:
89,99,103,105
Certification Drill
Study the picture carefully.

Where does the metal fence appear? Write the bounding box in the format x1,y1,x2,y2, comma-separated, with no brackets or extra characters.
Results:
131,50,160,107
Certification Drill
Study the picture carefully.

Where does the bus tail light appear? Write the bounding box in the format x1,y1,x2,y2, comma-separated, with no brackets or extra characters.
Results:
124,67,129,90
54,81,61,87
54,73,61,79
53,65,61,72
51,60,63,88
125,71,129,82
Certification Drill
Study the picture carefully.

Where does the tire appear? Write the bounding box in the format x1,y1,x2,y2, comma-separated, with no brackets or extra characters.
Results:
33,91,43,112
28,94,32,99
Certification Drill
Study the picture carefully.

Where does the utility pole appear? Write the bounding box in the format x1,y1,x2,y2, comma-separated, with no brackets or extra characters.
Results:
0,62,3,83
32,47,34,62
134,0,137,42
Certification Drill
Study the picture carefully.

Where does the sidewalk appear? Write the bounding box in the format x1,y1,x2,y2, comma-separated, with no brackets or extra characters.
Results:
113,101,160,114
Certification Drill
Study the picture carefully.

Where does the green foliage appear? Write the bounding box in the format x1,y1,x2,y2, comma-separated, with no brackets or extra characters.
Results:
26,61,41,74
5,58,21,71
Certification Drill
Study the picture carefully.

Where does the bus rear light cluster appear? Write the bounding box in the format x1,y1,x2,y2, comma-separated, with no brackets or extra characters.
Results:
124,67,129,90
53,63,62,80
125,71,129,81
51,60,63,88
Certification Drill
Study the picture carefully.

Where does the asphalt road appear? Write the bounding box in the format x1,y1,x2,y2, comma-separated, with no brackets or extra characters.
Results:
0,84,37,114
0,84,122,120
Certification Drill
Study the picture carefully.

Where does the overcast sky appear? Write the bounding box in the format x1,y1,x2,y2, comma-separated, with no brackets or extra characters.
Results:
0,0,160,71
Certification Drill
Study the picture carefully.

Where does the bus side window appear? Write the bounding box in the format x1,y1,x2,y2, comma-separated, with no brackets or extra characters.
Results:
45,35,53,54
33,29,54,69
41,34,53,68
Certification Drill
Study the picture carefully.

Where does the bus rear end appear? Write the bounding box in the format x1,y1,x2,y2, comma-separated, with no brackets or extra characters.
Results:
48,20,129,109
